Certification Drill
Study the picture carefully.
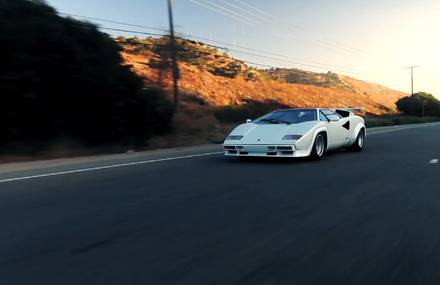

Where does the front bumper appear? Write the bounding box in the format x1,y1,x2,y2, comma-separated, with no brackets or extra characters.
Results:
223,144,310,158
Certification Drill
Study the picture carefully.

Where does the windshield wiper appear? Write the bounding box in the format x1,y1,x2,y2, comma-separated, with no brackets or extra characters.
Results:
260,118,290,124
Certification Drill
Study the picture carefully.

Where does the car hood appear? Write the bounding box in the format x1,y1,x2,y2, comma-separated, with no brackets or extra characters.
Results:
228,121,318,144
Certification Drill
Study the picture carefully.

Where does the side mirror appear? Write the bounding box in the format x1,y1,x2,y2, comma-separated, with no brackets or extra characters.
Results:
329,117,340,122
246,119,252,123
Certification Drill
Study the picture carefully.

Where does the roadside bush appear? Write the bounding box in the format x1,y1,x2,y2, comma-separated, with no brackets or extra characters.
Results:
0,0,174,147
396,92,440,116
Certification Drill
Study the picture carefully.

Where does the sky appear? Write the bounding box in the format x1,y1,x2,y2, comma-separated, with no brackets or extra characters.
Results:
47,0,440,97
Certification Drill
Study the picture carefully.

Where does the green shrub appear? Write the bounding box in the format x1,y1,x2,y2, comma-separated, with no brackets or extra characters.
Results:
396,92,440,116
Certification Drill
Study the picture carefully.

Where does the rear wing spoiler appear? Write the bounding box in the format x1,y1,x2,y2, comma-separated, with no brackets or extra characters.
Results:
336,107,365,112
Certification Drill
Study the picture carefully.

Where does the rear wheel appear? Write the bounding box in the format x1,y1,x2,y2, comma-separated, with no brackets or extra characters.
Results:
310,133,326,160
350,129,365,152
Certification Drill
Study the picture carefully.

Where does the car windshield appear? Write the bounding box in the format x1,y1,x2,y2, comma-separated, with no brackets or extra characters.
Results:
254,109,317,125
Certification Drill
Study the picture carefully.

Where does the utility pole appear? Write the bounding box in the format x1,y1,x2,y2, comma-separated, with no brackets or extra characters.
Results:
404,65,423,115
404,65,420,95
167,0,180,107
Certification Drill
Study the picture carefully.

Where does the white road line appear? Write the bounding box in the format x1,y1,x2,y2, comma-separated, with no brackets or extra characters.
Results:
429,159,439,164
0,152,223,184
369,127,424,135
368,123,440,136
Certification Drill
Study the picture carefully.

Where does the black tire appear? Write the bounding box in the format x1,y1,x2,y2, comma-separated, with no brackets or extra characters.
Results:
349,129,365,152
310,133,326,160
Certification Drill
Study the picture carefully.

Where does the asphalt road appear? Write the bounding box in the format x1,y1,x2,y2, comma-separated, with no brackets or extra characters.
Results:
1,124,440,285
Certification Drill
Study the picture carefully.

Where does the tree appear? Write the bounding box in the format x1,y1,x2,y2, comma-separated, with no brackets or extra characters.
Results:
396,92,440,117
0,0,174,147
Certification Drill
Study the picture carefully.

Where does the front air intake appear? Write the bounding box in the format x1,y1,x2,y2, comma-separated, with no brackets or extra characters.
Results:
277,146,292,151
224,146,236,150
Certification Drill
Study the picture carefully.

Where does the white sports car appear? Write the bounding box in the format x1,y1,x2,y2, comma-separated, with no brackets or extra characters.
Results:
223,108,366,159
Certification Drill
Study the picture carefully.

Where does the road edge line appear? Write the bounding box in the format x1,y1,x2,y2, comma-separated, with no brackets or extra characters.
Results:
0,151,223,183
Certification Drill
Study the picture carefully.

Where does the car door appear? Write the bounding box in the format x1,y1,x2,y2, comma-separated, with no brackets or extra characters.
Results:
320,110,351,149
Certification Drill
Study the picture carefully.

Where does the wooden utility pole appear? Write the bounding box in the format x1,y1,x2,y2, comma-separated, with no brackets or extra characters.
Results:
167,0,180,107
404,65,420,95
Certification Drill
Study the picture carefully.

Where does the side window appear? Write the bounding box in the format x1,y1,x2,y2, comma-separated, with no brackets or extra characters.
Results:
319,111,328,122
321,109,341,121
327,114,341,121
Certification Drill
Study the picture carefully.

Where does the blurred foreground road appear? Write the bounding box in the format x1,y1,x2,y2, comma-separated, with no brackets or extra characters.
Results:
1,123,440,285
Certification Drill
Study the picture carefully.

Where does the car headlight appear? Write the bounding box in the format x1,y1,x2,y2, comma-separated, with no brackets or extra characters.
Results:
226,135,244,140
282,135,302,140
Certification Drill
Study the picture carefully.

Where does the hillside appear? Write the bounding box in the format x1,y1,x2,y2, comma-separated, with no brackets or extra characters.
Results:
116,36,407,146
118,36,405,114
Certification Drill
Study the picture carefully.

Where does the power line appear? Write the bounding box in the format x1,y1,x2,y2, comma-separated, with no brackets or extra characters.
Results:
242,61,336,78
59,12,276,58
220,0,350,59
59,13,169,33
320,38,369,56
196,0,344,56
196,0,255,23
188,0,254,25
231,0,271,20
217,46,362,75
237,0,369,55
62,12,291,61
117,33,358,77
209,0,369,57
61,11,362,72
217,0,267,23
117,38,346,78
99,27,165,37
242,60,342,78
60,11,363,74
57,9,377,91
78,24,357,78
104,24,360,75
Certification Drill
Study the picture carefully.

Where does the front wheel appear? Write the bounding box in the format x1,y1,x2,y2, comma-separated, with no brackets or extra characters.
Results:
310,133,326,160
349,129,365,152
